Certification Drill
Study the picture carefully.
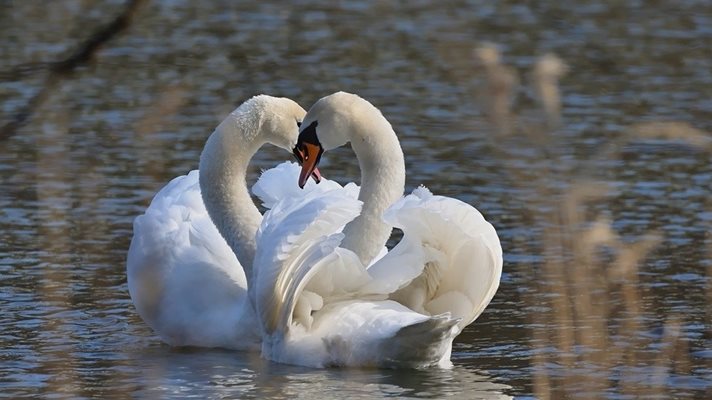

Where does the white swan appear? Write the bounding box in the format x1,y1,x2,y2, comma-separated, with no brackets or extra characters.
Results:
126,95,319,350
251,92,503,368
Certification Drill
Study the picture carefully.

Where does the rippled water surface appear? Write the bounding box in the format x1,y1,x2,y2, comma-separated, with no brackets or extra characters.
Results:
1,1,711,398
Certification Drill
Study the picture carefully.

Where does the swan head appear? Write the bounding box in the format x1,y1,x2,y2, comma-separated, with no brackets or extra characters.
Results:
293,92,382,188
234,95,308,151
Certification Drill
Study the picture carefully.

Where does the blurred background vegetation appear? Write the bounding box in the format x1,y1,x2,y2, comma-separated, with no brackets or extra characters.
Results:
1,1,710,398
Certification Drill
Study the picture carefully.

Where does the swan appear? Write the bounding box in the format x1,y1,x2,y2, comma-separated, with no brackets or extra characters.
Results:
251,92,502,368
126,95,321,350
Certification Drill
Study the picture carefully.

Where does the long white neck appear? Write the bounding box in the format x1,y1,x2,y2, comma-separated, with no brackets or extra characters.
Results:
199,118,264,283
341,121,405,265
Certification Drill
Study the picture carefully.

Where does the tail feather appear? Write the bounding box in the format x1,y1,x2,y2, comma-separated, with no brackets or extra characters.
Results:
379,314,459,368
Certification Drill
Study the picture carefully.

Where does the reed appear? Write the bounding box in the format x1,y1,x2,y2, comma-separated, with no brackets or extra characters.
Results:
474,46,706,398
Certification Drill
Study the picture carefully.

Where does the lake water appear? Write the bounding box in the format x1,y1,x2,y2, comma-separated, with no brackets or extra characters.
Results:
1,1,711,398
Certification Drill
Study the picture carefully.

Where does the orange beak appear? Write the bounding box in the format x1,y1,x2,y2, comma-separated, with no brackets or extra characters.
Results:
296,142,323,189
293,145,322,186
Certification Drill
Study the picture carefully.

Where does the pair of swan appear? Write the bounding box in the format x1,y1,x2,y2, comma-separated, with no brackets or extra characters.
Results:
127,92,502,368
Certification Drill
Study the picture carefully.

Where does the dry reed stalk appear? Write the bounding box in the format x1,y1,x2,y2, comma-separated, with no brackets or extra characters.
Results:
474,47,701,398
133,85,189,137
531,53,567,129
473,43,519,136
132,84,189,188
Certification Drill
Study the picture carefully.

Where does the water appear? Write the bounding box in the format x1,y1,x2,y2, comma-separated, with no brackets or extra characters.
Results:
1,1,711,398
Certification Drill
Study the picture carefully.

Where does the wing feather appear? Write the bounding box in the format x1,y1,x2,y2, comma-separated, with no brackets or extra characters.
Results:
126,170,258,349
369,186,503,331
252,186,364,335
252,161,359,209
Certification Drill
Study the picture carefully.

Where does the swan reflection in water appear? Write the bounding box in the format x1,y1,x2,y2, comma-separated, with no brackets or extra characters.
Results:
125,346,513,399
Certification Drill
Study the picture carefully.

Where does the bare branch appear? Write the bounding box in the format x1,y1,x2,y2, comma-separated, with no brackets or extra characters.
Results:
0,0,147,141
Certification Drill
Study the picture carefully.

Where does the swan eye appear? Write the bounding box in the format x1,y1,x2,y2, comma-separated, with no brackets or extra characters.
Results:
297,121,302,128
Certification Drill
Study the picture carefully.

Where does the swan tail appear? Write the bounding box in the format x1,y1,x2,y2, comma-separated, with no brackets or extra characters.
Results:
380,313,460,368
369,186,503,332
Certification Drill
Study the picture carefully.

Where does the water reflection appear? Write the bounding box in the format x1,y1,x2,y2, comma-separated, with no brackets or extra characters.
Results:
1,0,711,398
124,348,511,399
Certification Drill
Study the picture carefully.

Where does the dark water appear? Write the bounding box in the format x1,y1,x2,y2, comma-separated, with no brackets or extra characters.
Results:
1,1,711,398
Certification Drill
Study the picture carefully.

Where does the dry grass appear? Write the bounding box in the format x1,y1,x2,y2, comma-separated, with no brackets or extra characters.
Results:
473,46,709,398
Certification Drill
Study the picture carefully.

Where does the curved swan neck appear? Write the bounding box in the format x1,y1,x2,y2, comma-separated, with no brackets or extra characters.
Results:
199,117,264,282
340,117,405,265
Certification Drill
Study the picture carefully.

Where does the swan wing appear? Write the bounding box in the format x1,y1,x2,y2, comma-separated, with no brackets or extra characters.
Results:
252,185,366,337
367,186,503,332
253,161,390,270
127,170,258,349
252,161,359,209
252,184,462,368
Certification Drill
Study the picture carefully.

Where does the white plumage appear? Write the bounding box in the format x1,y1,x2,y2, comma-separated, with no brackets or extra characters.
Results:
251,92,503,368
127,95,308,350
126,93,502,369
127,169,260,349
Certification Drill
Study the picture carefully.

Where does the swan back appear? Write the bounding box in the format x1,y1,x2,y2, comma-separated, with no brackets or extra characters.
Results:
127,170,261,349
